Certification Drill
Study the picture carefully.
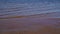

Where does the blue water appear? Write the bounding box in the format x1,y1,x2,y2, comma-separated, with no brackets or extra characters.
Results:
0,0,60,18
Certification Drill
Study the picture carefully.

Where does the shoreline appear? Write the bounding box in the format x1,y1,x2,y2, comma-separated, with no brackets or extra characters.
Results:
0,12,60,34
0,12,60,19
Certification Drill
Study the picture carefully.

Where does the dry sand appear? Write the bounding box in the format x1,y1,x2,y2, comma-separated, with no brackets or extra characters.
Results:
0,12,60,34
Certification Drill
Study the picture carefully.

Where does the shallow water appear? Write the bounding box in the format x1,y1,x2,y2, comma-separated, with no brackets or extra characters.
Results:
0,2,60,18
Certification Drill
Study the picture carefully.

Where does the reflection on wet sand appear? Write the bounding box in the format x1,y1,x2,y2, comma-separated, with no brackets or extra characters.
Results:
0,12,60,34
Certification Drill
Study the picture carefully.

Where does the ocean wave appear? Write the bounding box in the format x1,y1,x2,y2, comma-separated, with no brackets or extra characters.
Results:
0,2,60,18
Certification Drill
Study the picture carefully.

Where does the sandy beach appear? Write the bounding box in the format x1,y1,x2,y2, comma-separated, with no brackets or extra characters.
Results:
0,0,60,34
0,12,60,34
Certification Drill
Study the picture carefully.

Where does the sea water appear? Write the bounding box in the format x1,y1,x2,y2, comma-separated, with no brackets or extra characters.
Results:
0,0,60,18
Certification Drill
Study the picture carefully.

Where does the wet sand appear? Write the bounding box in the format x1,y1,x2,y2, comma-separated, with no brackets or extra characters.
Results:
0,12,60,34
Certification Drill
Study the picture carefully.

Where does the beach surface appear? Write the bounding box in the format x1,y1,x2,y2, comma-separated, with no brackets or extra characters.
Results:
0,12,60,34
0,0,60,34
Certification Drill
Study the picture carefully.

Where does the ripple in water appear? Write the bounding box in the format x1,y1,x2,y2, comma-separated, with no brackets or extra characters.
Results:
0,2,60,18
